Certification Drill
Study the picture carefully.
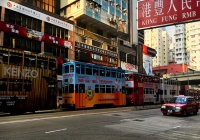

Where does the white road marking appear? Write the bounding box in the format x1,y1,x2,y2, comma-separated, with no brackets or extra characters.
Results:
0,109,130,125
173,126,180,129
45,128,67,134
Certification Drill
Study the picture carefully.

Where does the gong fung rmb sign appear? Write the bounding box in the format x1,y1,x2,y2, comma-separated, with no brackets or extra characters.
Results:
138,0,200,29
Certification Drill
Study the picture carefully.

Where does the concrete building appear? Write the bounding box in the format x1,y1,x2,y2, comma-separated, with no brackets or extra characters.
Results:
144,28,172,67
60,0,136,68
185,21,200,71
174,24,187,65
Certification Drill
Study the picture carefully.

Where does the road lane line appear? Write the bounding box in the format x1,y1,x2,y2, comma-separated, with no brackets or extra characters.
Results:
45,128,67,134
0,109,130,125
173,126,180,129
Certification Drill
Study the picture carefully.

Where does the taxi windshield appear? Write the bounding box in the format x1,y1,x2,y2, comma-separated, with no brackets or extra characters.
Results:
169,97,187,104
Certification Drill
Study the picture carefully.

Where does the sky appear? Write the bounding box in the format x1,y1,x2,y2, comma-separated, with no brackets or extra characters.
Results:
165,26,175,37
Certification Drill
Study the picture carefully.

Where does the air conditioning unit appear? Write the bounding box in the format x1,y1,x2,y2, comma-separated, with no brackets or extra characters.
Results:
123,9,127,12
109,17,113,22
118,18,122,21
115,3,119,6
113,16,117,22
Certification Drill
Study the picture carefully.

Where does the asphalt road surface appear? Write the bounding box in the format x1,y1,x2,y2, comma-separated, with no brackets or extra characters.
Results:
0,107,200,140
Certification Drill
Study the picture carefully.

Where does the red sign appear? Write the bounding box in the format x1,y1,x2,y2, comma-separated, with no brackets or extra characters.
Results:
138,0,200,29
142,44,156,57
0,21,73,48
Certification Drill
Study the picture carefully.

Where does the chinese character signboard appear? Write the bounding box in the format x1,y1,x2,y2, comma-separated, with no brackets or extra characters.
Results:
138,0,200,29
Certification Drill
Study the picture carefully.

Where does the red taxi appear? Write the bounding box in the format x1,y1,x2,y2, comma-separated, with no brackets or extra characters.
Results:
161,95,199,116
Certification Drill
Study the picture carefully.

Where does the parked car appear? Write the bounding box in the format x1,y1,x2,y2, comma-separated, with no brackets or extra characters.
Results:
161,95,199,116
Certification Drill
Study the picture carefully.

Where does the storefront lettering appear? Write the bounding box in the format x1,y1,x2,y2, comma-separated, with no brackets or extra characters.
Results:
4,67,38,78
75,41,118,58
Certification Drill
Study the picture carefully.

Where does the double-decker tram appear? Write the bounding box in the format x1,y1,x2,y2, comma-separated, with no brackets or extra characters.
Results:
125,73,160,105
0,48,57,114
159,78,180,103
62,61,126,109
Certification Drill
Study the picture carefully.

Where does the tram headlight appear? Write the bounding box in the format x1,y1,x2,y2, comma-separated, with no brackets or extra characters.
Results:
161,106,166,109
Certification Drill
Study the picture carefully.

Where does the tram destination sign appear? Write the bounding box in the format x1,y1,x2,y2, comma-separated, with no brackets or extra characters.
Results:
138,0,200,29
75,41,118,58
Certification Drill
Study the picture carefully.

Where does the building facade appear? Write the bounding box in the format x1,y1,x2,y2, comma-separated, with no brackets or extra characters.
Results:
185,21,200,71
144,28,172,67
174,24,187,65
60,0,134,68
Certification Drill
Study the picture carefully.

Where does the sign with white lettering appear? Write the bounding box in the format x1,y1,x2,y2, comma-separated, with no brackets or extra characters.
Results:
121,62,138,73
4,67,38,78
138,0,200,29
75,41,118,58
0,0,73,31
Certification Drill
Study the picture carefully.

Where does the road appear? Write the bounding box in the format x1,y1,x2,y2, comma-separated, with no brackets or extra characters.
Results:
0,106,200,140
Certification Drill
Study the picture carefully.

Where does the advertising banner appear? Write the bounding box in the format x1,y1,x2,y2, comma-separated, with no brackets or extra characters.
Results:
0,21,72,49
121,61,138,73
0,0,73,31
138,0,200,29
143,54,153,75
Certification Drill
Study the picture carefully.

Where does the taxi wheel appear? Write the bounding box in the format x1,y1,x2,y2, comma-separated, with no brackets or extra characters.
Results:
183,110,187,117
162,113,167,116
193,108,198,115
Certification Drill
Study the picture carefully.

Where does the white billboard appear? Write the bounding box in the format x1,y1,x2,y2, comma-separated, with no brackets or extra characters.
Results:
143,54,153,75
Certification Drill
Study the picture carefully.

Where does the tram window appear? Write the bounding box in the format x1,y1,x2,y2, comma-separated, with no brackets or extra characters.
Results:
111,86,115,93
95,85,99,93
37,57,48,69
76,64,80,74
0,78,7,91
134,88,138,94
86,66,92,75
49,59,56,70
12,79,22,91
65,65,69,73
93,67,99,75
69,84,74,93
100,85,105,93
106,85,111,93
75,84,79,93
81,65,85,74
122,87,126,94
160,90,163,95
24,80,32,92
79,84,85,93
122,72,125,78
100,68,105,76
106,69,110,77
0,50,8,64
70,65,74,72
126,88,133,94
8,79,13,91
117,71,121,78
64,84,69,93
10,52,22,66
111,70,116,78
24,54,36,67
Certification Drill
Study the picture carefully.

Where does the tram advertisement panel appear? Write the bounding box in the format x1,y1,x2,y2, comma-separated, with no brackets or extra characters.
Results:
63,73,125,107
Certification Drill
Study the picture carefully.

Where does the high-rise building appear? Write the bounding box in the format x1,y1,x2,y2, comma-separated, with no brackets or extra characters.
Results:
185,21,200,70
144,28,171,67
174,24,187,65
